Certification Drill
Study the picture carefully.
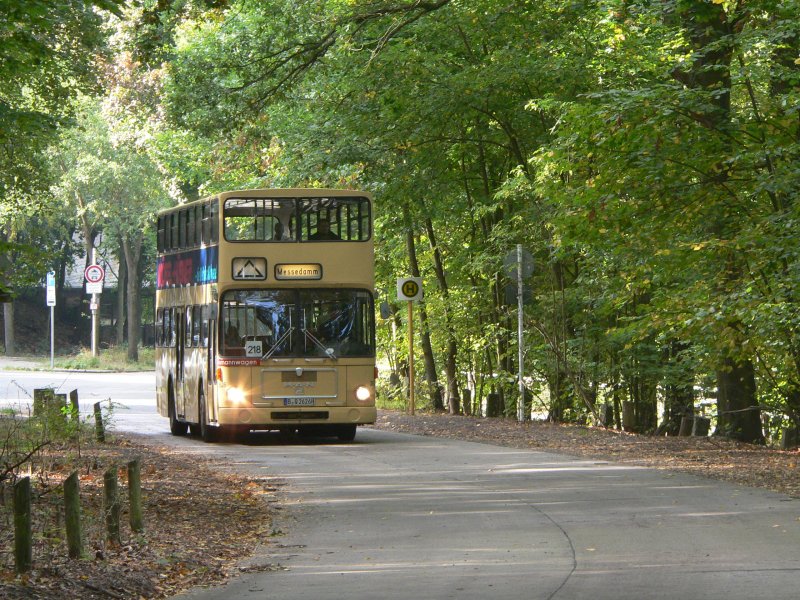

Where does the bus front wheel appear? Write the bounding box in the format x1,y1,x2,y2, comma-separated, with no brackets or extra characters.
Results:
198,389,216,443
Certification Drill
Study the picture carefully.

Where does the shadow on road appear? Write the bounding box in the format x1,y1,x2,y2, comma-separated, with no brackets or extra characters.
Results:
179,428,387,447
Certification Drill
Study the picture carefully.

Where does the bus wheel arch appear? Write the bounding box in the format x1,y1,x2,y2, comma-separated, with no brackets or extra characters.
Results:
198,385,216,443
188,380,204,436
337,424,357,442
168,379,188,436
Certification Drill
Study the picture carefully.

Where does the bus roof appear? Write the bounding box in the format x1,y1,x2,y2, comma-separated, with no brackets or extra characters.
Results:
157,188,372,217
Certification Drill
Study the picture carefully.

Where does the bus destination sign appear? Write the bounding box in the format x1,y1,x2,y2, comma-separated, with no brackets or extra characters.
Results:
275,263,323,280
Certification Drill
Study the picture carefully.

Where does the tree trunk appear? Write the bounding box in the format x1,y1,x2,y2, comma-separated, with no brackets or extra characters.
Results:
123,235,143,362
3,302,14,355
662,340,695,435
424,214,460,414
547,367,571,422
116,241,127,346
404,205,443,410
492,272,511,415
674,2,762,442
716,358,764,443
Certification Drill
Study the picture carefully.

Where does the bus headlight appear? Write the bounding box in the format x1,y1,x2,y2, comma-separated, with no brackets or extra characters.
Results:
227,387,246,405
355,386,372,402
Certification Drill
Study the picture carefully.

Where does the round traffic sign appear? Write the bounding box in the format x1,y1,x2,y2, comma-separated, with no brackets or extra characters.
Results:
84,264,105,283
503,247,534,280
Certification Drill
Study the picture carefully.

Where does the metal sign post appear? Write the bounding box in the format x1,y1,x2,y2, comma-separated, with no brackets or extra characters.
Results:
504,246,533,422
46,271,56,369
516,245,525,423
397,277,423,415
85,253,105,358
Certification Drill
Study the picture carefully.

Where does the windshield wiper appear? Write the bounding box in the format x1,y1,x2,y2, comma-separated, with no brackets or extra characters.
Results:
303,329,337,359
262,327,294,360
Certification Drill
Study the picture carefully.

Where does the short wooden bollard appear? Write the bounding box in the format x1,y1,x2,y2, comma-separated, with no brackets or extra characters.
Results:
69,389,80,422
128,459,144,533
64,471,83,559
622,401,636,432
781,427,798,450
13,476,32,573
94,402,105,442
33,388,54,417
485,392,501,418
104,467,120,546
692,416,711,437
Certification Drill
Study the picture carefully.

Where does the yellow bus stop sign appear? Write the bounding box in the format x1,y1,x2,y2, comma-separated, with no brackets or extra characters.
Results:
397,277,423,301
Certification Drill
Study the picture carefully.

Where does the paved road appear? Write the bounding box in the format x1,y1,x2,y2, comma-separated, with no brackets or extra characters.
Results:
0,367,157,431
2,368,799,599
175,430,799,600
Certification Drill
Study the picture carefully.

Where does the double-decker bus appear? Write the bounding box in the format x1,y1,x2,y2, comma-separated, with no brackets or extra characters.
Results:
154,189,376,442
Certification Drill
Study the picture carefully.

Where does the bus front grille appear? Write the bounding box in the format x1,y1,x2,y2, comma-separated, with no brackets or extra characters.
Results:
271,411,329,421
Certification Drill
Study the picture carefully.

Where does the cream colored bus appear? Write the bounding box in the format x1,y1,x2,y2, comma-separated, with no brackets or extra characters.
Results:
154,189,376,442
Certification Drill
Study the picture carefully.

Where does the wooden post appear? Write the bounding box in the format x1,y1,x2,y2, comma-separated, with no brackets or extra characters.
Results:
622,401,636,432
13,476,32,573
94,402,105,442
104,466,120,546
68,389,80,422
64,471,83,559
462,388,472,416
407,300,415,416
692,416,711,437
33,388,53,417
485,393,501,418
781,427,798,450
128,459,143,533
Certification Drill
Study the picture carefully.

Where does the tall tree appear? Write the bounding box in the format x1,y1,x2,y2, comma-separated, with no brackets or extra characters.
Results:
51,100,171,359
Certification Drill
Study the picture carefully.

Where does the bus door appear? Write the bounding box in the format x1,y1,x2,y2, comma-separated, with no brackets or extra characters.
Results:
175,305,186,418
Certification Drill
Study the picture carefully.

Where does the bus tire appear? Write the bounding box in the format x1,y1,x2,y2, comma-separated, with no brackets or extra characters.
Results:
198,388,216,443
168,384,188,436
337,424,357,442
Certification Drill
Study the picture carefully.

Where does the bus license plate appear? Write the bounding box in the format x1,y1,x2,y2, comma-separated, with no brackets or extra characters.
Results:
284,398,315,406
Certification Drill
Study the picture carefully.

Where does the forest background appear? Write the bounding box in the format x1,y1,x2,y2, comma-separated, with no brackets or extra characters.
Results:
1,0,799,444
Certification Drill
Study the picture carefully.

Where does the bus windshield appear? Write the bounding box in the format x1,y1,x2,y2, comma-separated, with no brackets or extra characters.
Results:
221,288,375,358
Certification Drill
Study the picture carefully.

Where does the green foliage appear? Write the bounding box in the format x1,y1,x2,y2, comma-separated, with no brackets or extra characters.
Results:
0,0,124,201
5,0,800,435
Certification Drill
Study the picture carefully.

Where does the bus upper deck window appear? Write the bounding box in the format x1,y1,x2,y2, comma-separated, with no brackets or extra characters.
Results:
224,197,294,242
299,196,370,242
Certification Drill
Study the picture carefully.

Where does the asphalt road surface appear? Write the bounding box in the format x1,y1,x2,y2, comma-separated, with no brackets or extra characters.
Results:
2,368,799,599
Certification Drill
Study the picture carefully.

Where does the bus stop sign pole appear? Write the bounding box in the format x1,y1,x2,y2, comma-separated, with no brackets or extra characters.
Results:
408,301,414,415
398,277,423,416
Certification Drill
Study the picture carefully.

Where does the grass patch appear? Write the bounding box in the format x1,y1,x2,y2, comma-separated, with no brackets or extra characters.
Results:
53,345,155,372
